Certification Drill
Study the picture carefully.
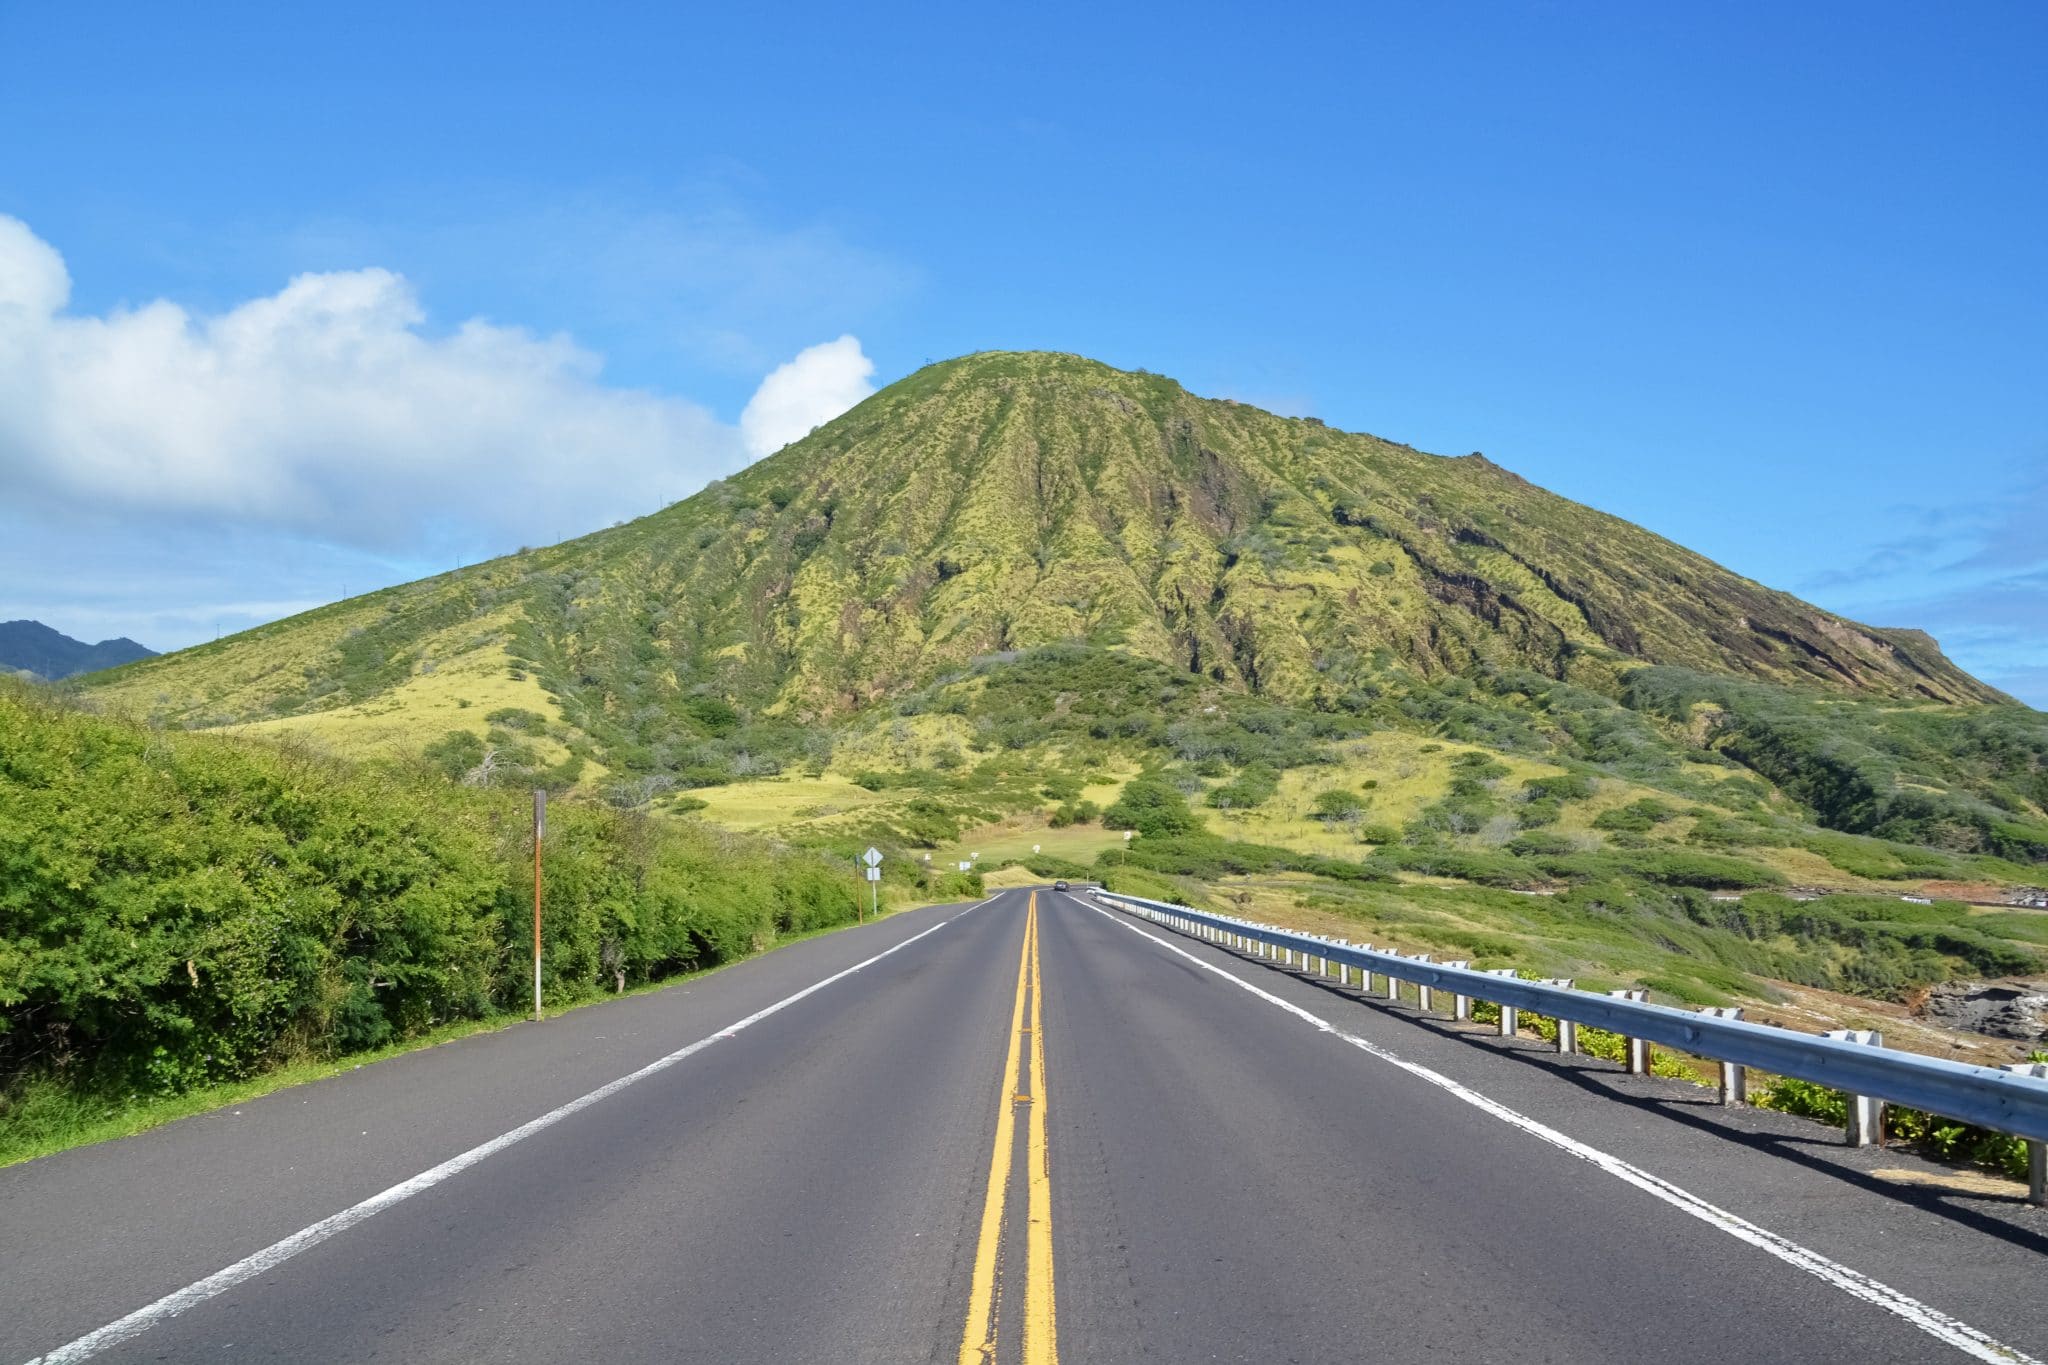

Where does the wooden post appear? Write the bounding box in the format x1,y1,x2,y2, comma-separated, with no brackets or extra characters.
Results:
533,789,545,1022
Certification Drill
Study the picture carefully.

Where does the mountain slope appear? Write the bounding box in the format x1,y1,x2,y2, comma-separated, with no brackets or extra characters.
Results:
0,620,155,680
87,351,2001,768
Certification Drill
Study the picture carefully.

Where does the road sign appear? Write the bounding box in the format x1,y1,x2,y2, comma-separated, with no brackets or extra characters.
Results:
862,847,883,868
865,867,881,882
959,861,973,872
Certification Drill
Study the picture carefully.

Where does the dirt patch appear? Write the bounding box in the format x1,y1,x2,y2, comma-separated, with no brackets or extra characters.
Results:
1918,881,2008,901
1871,1166,2028,1198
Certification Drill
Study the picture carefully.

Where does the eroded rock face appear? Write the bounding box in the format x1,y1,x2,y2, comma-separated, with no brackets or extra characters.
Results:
1918,981,2048,1042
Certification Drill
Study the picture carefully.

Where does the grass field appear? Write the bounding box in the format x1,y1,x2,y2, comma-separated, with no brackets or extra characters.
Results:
689,775,898,832
944,822,1129,868
226,627,586,772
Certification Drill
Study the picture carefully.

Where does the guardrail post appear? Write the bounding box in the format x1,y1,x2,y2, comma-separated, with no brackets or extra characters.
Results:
1384,959,1402,1003
1444,961,1471,1020
1608,989,1650,1072
1413,955,1434,1011
1700,1007,1747,1104
1336,940,1351,986
1486,968,1520,1036
1540,980,1576,1052
1823,1029,1884,1145
2003,1063,2047,1204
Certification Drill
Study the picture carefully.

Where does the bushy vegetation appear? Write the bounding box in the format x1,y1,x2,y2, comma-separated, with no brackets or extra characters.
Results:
48,349,2048,1144
1625,668,2048,862
1756,1072,2040,1182
0,683,860,1127
1101,775,1204,838
1101,833,1394,885
912,646,1362,772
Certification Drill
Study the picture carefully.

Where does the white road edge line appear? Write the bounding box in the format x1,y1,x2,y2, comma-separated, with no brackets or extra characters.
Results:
1079,896,2040,1365
25,900,993,1365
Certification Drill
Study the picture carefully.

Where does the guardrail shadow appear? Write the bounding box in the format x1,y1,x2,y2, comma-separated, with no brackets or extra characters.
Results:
1247,948,2048,1256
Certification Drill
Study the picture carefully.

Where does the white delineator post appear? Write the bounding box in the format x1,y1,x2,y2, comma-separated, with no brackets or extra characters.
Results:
1609,988,1650,1073
1487,968,1520,1036
1443,961,1471,1021
1541,979,1576,1053
2004,1064,2048,1205
1700,1007,1747,1104
1824,1029,1885,1146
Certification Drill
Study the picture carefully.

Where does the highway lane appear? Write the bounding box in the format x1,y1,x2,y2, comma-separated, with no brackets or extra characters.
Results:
1038,892,2044,1362
5,886,2045,1363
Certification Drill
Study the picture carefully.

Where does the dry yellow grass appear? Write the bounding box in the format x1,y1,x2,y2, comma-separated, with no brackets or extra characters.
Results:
689,775,897,832
947,823,1127,867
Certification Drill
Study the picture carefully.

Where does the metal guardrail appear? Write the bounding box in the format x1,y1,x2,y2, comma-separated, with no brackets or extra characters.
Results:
1093,889,2048,1193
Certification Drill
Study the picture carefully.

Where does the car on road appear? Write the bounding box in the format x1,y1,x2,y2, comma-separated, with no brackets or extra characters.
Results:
1053,880,1069,891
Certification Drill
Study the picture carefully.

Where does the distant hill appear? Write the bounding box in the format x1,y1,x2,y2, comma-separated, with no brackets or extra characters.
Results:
0,620,156,680
50,350,2048,1027
90,351,2000,727
83,351,2043,871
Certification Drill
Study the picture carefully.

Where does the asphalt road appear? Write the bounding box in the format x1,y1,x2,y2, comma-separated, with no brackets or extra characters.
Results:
4,886,2045,1364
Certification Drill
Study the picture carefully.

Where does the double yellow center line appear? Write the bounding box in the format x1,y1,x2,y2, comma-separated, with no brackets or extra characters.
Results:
959,891,1057,1364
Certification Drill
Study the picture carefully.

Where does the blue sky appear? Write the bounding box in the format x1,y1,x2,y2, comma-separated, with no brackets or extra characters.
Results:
1,2,2042,703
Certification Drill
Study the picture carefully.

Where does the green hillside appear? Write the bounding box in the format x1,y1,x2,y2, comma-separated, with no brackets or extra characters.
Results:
0,679,985,1159
67,350,2048,1027
89,351,1998,739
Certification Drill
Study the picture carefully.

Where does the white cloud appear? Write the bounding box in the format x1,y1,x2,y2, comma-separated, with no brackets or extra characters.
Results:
0,216,876,554
0,215,69,318
739,334,876,459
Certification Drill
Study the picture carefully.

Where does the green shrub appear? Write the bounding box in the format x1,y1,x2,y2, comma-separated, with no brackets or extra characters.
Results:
1755,1079,2029,1181
0,683,860,1120
423,729,485,780
1523,773,1594,802
1049,798,1099,828
1311,789,1368,822
1593,798,1675,833
1209,764,1280,810
1102,777,1202,838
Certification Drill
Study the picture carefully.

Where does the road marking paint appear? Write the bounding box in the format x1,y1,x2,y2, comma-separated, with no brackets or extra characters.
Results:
1024,891,1058,1365
959,894,1033,1365
24,903,986,1365
1081,897,2041,1365
958,890,1059,1365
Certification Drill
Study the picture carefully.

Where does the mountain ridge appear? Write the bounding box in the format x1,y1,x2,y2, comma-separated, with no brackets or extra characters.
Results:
84,351,2006,765
0,620,156,681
